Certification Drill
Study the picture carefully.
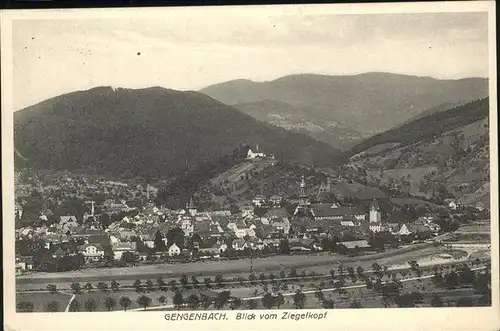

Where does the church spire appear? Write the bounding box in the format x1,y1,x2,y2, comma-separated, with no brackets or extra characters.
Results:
298,174,308,206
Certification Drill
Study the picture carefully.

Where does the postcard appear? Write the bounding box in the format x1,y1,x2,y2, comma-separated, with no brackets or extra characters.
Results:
2,2,499,331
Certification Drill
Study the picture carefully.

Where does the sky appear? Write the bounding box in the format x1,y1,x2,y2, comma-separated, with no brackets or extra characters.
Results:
11,7,490,110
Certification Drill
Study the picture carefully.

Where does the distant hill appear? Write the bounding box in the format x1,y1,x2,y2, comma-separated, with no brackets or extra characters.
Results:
200,72,488,136
346,98,489,157
14,87,342,180
233,99,362,149
345,98,490,208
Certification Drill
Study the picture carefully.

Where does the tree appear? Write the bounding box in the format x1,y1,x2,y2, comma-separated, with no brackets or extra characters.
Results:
84,282,93,293
322,299,335,309
46,284,57,294
272,292,284,308
380,282,401,308
180,275,189,289
289,268,298,279
158,295,167,305
293,290,307,309
445,271,460,290
356,266,365,280
84,298,97,312
154,230,166,252
119,296,132,311
191,276,200,289
168,280,178,291
247,299,258,310
200,294,212,310
17,301,34,312
371,262,382,274
458,265,476,285
69,299,80,312
97,282,109,292
133,279,144,293
104,297,117,311
71,283,82,294
203,277,212,289
338,264,345,280
214,291,231,309
230,297,242,310
314,288,325,302
145,279,154,292
261,293,275,309
430,295,444,307
349,300,363,308
46,301,60,312
110,280,120,292
137,295,152,311
173,291,184,310
121,251,137,264
157,278,167,292
474,272,491,295
215,274,224,288
187,294,200,309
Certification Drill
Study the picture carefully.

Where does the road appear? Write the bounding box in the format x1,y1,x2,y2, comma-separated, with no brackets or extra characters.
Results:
118,266,487,312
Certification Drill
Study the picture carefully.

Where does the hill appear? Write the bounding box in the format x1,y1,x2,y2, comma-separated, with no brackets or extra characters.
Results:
233,99,362,149
200,72,488,135
347,98,489,157
344,98,490,208
14,86,342,180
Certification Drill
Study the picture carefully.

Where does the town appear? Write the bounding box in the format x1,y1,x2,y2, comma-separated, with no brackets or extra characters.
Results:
14,153,492,312
15,165,489,273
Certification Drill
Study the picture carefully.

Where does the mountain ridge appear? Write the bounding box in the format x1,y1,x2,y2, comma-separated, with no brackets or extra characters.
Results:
14,86,343,180
200,72,488,135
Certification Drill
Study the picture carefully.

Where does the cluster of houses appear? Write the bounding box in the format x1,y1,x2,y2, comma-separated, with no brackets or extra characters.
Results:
15,176,448,274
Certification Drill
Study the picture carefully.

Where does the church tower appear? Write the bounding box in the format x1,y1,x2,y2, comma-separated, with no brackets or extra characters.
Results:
369,198,382,224
187,197,197,217
294,174,310,216
299,174,308,206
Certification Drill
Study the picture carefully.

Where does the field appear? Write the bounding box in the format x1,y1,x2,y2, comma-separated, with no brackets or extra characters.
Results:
16,292,72,312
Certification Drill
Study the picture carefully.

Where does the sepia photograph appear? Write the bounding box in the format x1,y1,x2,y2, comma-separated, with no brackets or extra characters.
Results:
1,2,499,331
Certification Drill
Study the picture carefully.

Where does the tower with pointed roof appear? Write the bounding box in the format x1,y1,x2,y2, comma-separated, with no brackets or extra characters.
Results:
294,174,310,216
298,174,308,206
187,197,197,217
369,198,382,232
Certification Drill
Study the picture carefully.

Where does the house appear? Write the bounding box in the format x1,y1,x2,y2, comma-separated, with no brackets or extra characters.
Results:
340,215,359,227
252,195,267,207
179,216,194,236
199,243,228,256
309,204,366,222
289,238,315,251
232,239,248,251
247,145,266,159
112,242,137,260
446,200,458,210
246,237,265,250
79,243,105,261
167,243,181,256
15,256,34,273
60,215,78,224
263,238,281,248
394,223,412,236
269,195,283,206
340,240,370,250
